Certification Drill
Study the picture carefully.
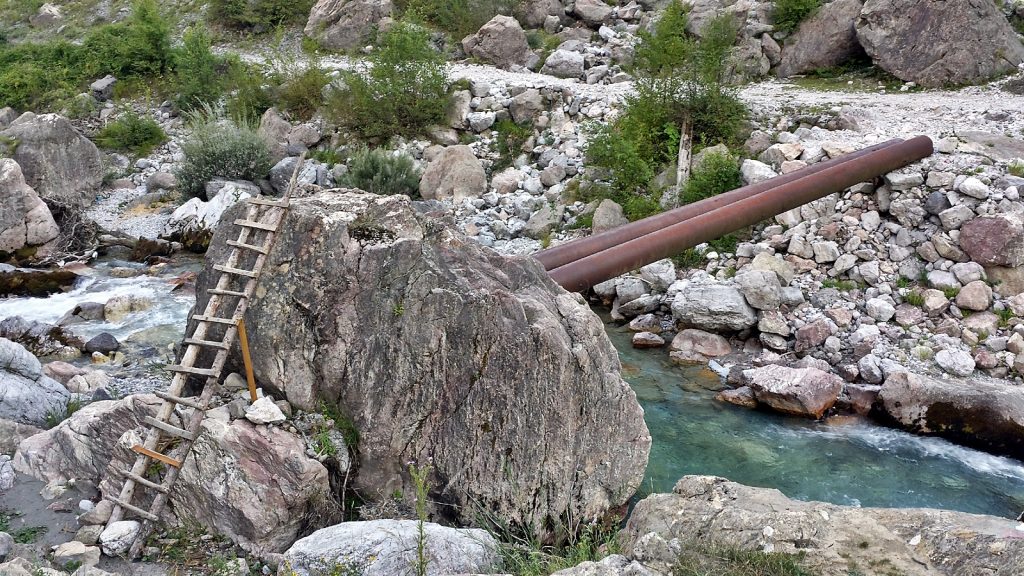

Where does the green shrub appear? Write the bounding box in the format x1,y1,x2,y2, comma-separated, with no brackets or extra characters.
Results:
396,0,515,41
681,151,743,205
175,104,273,199
1009,160,1024,177
0,44,79,109
209,0,316,30
492,119,532,171
272,61,330,121
224,58,277,121
772,0,822,33
174,23,222,110
586,1,747,217
94,112,168,156
674,541,814,576
340,146,422,197
326,20,450,141
81,0,173,79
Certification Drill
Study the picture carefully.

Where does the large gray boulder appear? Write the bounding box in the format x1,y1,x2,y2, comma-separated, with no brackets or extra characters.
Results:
541,49,586,79
879,371,1024,459
671,283,758,331
776,0,865,78
461,15,531,70
0,159,59,258
419,145,487,201
0,113,102,209
0,337,69,427
743,364,843,419
101,416,330,553
194,191,651,540
624,475,1024,576
856,0,1024,87
304,0,393,51
281,520,500,576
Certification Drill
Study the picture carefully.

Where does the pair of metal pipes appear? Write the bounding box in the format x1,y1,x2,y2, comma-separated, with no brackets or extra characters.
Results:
537,135,934,292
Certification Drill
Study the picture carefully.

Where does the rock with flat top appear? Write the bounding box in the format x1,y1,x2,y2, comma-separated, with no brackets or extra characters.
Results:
462,16,530,70
744,364,843,419
99,520,140,556
245,396,286,424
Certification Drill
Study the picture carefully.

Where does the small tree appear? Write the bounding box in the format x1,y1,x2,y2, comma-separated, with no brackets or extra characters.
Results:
340,147,422,197
326,20,449,141
175,105,272,199
174,23,221,110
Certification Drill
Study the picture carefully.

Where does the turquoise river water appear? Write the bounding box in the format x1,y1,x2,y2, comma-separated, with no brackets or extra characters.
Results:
606,323,1024,519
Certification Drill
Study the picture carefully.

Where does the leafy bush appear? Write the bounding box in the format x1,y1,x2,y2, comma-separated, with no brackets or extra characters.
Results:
396,0,516,41
340,146,421,197
271,60,330,121
326,20,450,141
492,119,532,171
80,0,173,79
175,105,272,199
585,1,748,218
680,151,742,205
209,0,316,30
174,23,222,110
224,58,277,121
94,112,168,156
772,0,822,33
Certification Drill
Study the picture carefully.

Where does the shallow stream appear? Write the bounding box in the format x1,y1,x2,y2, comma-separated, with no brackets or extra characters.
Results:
607,323,1024,519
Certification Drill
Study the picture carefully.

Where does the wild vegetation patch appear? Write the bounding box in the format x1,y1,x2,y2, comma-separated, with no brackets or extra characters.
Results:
339,146,422,197
771,0,822,34
94,112,168,156
175,104,272,199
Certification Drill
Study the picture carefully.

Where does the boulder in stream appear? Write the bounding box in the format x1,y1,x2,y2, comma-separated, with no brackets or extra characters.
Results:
0,337,70,427
194,190,651,540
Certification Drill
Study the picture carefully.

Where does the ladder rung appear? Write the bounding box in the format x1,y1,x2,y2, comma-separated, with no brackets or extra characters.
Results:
118,469,169,494
165,365,218,377
143,416,196,441
103,495,160,522
131,445,182,468
155,391,206,410
191,315,237,326
226,240,269,254
247,197,290,208
182,337,228,350
213,264,258,278
234,219,277,231
207,288,247,298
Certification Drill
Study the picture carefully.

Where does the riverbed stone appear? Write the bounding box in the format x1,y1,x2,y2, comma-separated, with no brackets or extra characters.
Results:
0,337,70,427
281,520,500,576
632,332,665,349
959,213,1024,267
99,520,140,556
592,199,629,232
304,0,393,51
419,145,487,202
194,191,650,541
669,329,731,365
744,364,843,419
735,269,781,311
671,283,758,332
623,475,1024,575
794,319,833,353
462,15,531,70
935,349,976,377
955,280,992,311
0,158,60,258
775,0,864,78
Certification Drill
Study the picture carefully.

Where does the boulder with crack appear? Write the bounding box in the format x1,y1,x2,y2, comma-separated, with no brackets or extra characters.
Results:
0,337,70,427
0,159,59,259
192,191,651,540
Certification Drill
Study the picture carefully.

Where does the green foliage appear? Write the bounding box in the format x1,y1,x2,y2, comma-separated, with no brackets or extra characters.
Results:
340,146,422,197
94,112,167,156
44,397,85,429
942,287,961,299
586,1,747,215
674,542,815,576
822,279,860,291
771,0,822,33
174,23,222,110
680,151,742,205
1009,160,1024,177
498,522,620,576
318,400,360,449
905,291,925,307
224,58,277,121
492,119,532,171
13,525,47,544
396,0,515,41
672,234,740,269
209,0,316,30
175,104,272,199
81,0,173,79
274,62,330,121
326,20,450,141
409,461,432,576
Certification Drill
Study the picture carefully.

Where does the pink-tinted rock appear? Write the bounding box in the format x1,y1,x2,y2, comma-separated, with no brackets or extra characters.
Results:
632,332,665,349
794,319,833,353
744,364,844,419
669,329,732,364
716,386,758,409
960,214,1024,267
845,383,881,416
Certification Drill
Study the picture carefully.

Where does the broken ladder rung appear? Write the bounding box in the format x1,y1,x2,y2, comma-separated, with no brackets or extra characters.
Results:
104,495,160,522
233,219,277,231
181,337,228,351
247,197,290,208
131,445,182,468
213,265,258,278
143,416,196,441
226,240,269,255
165,365,218,378
118,468,169,494
207,288,248,298
155,391,206,410
191,315,237,326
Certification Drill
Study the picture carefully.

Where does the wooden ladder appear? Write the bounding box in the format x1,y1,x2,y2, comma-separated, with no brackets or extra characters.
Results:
102,156,305,559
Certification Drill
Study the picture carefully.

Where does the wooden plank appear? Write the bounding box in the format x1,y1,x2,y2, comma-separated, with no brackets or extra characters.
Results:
191,315,237,326
247,197,290,208
233,219,277,231
143,416,196,441
213,264,258,278
154,391,206,410
117,469,169,494
182,338,228,350
131,445,182,468
238,319,258,403
165,365,218,378
207,288,247,297
103,495,160,522
226,240,269,255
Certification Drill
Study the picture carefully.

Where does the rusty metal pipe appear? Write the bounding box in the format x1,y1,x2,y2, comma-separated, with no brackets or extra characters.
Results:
535,138,904,271
549,135,934,292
